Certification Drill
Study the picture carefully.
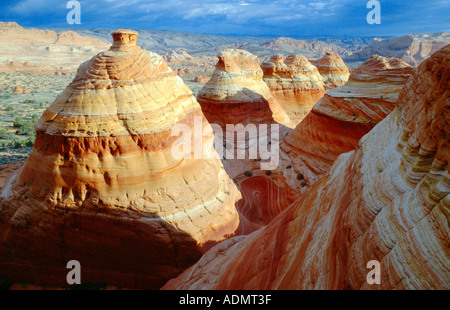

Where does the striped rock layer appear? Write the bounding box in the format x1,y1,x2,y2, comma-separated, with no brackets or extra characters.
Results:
312,52,350,89
262,54,326,125
281,54,415,184
163,44,450,290
196,49,293,234
235,55,416,228
0,30,240,289
197,49,291,128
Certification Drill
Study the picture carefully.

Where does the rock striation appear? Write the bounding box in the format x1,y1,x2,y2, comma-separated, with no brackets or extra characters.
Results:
0,30,241,289
197,49,291,128
311,52,350,89
228,55,415,234
196,49,292,233
163,44,450,290
282,54,414,177
261,54,325,125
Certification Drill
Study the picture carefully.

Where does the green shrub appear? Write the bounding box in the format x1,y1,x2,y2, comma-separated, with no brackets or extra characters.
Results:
13,116,24,128
244,171,253,177
297,173,304,180
0,129,7,139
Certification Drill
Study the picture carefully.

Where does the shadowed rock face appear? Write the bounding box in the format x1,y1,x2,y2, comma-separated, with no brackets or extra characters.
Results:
261,54,326,125
0,30,241,289
163,45,450,290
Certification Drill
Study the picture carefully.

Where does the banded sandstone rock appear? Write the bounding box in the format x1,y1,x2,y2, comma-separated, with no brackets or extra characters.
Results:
261,54,325,125
227,55,415,233
281,54,414,181
197,49,292,233
197,49,291,128
0,29,241,289
163,44,450,290
312,52,350,89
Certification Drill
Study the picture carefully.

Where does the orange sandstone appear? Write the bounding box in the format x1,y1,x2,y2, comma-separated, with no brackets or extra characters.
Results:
0,30,241,289
163,44,450,290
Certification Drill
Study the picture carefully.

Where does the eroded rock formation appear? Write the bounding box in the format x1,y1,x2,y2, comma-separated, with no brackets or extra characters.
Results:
235,54,415,227
0,30,241,289
261,54,325,125
281,54,414,180
196,49,292,233
197,49,291,128
312,52,350,89
163,44,450,290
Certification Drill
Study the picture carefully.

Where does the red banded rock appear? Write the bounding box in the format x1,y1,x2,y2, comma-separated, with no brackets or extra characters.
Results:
236,54,415,228
311,52,350,89
262,54,325,125
163,44,450,290
281,54,415,183
0,29,240,289
196,49,292,233
317,55,414,125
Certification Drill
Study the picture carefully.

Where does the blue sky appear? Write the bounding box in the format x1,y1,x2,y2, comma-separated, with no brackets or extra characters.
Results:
1,0,449,37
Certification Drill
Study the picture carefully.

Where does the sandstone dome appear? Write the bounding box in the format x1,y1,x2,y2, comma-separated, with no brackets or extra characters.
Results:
0,29,241,289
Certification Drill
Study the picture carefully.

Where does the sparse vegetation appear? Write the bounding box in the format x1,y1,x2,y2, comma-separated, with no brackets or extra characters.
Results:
0,72,70,156
297,173,304,180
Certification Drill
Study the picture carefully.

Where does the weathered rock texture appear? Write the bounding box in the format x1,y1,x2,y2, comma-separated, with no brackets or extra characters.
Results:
0,30,241,289
163,44,450,290
197,49,291,128
261,54,325,125
311,52,350,89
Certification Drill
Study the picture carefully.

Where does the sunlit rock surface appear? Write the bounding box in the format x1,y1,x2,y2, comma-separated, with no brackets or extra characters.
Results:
197,49,291,128
312,52,350,89
262,54,325,125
